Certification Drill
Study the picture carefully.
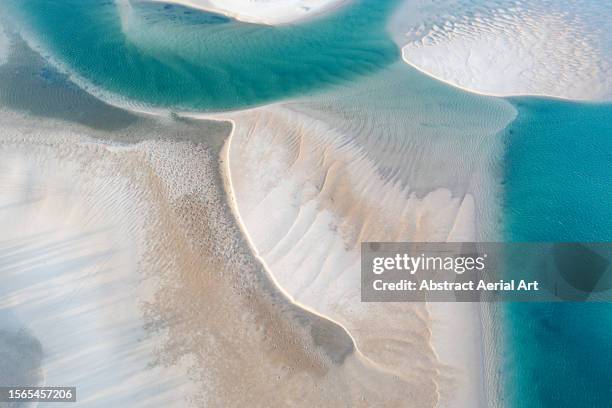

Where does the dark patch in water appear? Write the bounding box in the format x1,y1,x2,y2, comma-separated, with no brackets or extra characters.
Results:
146,2,232,26
0,25,233,150
0,31,137,131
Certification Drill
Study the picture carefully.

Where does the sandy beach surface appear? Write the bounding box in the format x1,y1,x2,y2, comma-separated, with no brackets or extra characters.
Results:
1,106,431,407
393,0,612,100
196,62,517,407
139,0,348,25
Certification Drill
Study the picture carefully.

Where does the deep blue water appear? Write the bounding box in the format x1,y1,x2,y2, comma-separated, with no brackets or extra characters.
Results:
502,98,612,407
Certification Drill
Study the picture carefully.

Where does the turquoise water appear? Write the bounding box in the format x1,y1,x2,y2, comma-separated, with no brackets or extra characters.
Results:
502,98,612,407
3,0,400,111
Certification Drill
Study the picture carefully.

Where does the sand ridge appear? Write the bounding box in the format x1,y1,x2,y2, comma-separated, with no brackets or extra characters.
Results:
202,71,516,405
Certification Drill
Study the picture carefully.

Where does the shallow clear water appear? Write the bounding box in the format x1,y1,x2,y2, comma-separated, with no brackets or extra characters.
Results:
502,98,612,407
3,0,400,111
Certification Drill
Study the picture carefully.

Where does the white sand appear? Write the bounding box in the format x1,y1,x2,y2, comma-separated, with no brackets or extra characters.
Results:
223,106,443,406
396,0,612,100
140,0,347,25
205,69,516,405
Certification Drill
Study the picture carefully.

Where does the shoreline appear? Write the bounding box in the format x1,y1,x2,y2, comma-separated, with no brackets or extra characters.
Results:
217,112,374,364
401,51,612,103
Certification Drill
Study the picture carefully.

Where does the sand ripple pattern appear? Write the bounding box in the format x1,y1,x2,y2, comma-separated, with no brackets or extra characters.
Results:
219,58,518,406
223,76,515,405
398,0,612,100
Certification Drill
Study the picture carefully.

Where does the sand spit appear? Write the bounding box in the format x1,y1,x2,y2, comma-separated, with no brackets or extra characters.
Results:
210,65,516,407
222,106,471,407
0,107,439,407
395,0,612,100
138,0,348,25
